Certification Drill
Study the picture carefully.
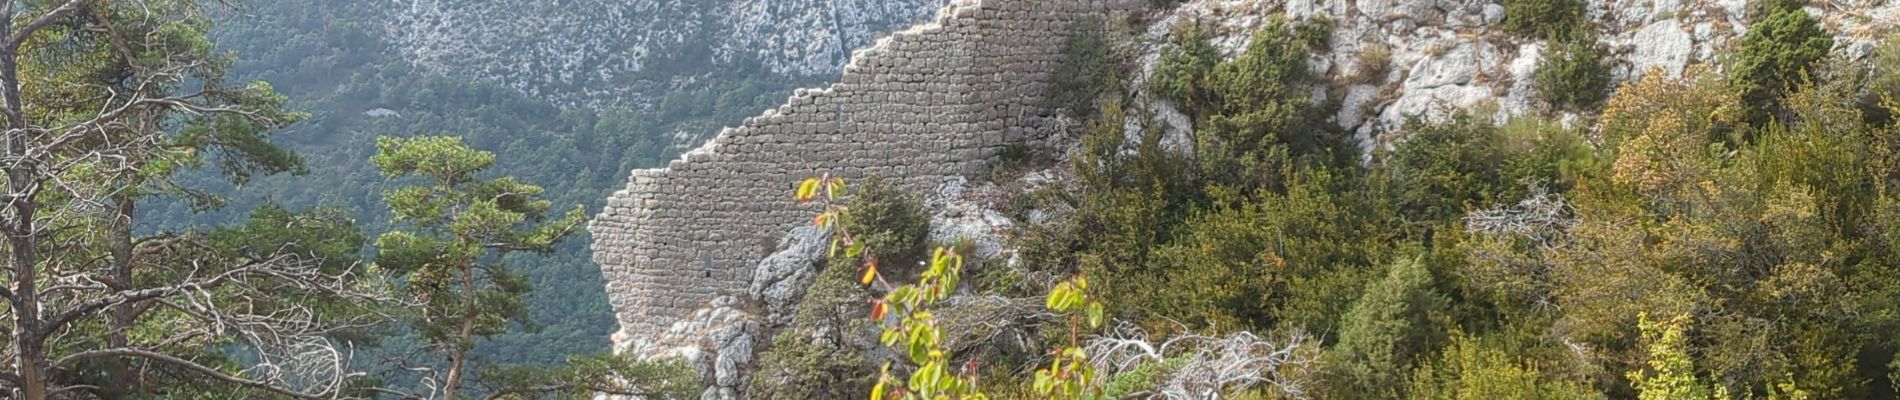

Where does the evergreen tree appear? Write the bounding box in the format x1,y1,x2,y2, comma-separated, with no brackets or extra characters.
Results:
370,136,587,399
0,0,397,398
1330,256,1445,396
1730,5,1832,125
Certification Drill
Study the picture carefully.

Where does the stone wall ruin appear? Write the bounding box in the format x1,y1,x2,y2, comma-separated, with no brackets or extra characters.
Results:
588,0,1144,352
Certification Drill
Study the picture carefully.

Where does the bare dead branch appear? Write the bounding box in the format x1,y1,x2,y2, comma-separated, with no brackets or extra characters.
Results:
53,348,330,400
1087,322,1318,400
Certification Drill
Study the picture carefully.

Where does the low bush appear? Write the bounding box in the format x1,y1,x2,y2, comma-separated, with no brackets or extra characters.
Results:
1500,0,1588,40
1048,17,1130,118
1533,33,1612,111
1729,6,1832,125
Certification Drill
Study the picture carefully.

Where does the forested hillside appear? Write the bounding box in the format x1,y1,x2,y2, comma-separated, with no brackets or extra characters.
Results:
143,0,926,378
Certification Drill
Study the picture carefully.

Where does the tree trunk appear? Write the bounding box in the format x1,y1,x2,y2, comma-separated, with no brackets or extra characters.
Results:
1,4,48,396
101,197,137,398
439,263,480,400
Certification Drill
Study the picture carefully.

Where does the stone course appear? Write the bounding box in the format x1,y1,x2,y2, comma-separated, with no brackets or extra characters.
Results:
589,0,1144,353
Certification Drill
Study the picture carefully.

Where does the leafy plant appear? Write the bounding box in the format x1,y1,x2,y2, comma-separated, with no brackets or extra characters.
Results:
798,176,988,400
1032,277,1108,398
1534,33,1613,110
1628,313,1729,400
1501,0,1589,40
1729,6,1832,125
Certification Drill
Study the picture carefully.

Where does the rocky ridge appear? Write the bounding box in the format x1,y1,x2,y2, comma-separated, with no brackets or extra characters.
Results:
1141,0,1895,149
386,0,942,108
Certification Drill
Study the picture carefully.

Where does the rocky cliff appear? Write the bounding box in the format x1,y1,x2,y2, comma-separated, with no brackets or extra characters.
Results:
385,0,943,108
1141,0,1893,150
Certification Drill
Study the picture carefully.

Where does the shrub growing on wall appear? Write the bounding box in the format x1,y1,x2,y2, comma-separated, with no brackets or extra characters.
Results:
1048,17,1131,118
844,176,932,270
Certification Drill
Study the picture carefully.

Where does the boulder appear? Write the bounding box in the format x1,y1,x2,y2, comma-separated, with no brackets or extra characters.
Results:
747,226,831,326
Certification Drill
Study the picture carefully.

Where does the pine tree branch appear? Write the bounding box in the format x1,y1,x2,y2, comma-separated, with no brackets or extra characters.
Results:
7,0,87,52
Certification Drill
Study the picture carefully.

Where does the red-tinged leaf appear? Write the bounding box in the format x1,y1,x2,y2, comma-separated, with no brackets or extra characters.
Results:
796,178,821,202
814,212,831,227
870,300,889,320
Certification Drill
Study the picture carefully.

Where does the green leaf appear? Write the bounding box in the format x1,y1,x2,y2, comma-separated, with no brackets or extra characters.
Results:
797,178,821,202
1047,282,1071,310
1086,302,1106,329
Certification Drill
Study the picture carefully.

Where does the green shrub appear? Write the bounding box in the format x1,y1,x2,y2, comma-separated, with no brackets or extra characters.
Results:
1534,33,1612,110
1048,17,1129,118
1379,114,1588,228
1408,335,1605,400
1501,0,1588,40
1147,22,1220,112
1196,17,1346,190
1383,115,1515,224
1729,7,1832,125
1327,256,1446,397
747,330,875,400
1100,357,1186,398
1866,33,1900,125
843,175,931,269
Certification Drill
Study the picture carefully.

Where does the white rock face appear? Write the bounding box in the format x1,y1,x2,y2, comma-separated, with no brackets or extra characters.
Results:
1146,0,1895,151
1629,19,1695,78
924,177,1017,260
623,295,760,400
747,226,831,326
384,0,943,108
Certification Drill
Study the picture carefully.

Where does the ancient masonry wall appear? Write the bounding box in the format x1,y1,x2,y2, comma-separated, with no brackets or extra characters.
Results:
589,0,1144,348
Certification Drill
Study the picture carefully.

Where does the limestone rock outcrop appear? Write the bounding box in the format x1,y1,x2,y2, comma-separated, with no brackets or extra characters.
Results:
1145,0,1895,148
387,0,942,108
746,226,830,327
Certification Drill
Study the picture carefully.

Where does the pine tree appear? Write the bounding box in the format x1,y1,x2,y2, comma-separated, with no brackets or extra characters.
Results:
0,1,397,398
371,136,587,399
1330,256,1444,396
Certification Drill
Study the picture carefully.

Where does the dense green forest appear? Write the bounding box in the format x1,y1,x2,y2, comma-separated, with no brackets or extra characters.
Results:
140,0,823,370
